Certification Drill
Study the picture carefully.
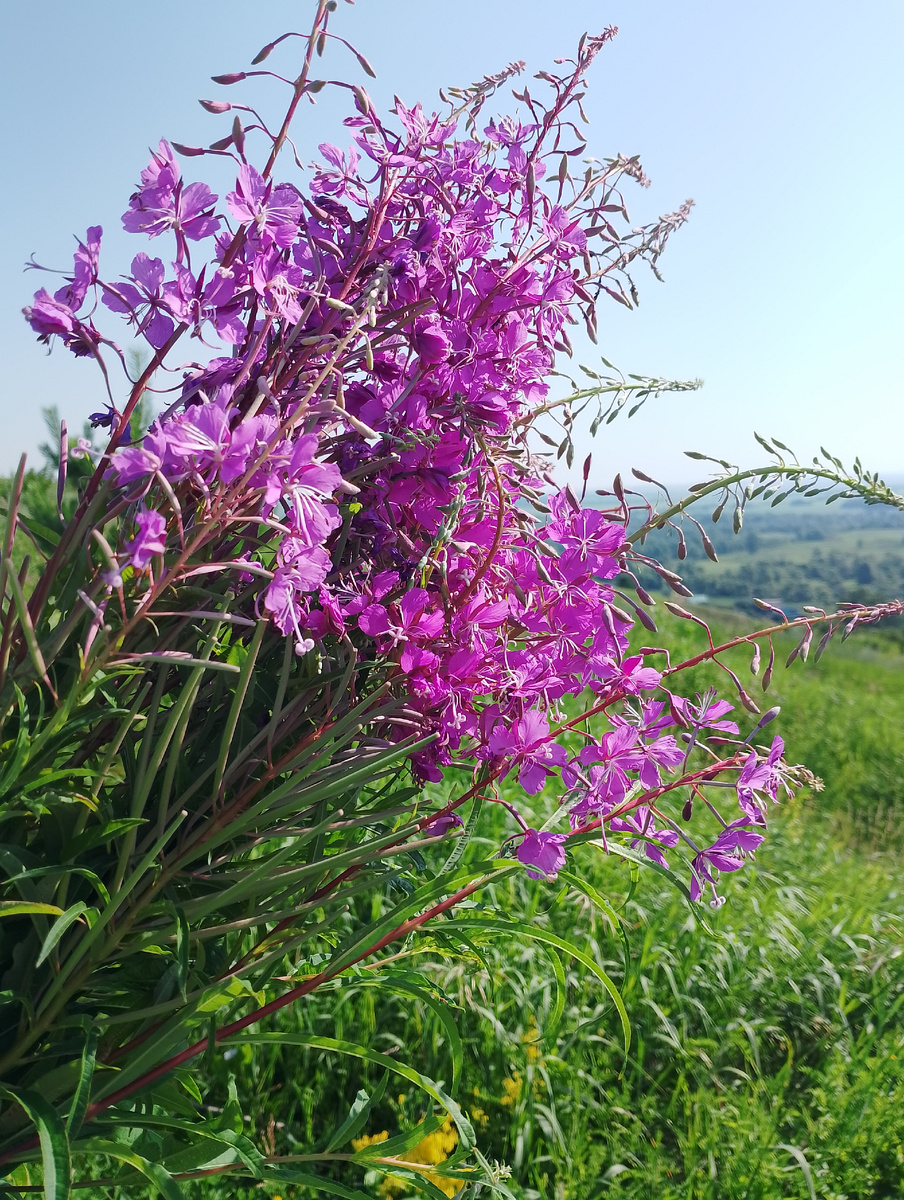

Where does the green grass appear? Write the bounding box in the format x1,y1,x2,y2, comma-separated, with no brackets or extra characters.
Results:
168,612,904,1200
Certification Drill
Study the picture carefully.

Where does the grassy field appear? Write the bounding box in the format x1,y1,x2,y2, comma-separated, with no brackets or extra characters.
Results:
180,612,904,1200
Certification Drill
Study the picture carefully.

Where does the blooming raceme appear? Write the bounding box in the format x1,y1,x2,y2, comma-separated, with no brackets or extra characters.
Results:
24,27,797,906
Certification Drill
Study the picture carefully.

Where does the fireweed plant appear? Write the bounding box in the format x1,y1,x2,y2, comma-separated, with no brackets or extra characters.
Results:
2,3,902,1194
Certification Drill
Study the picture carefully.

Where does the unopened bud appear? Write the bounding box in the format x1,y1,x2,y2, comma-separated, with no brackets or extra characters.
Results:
199,99,232,113
355,50,377,78
252,41,276,64
753,705,781,731
738,690,761,715
664,602,694,620
211,72,247,85
667,579,694,598
230,115,244,155
345,413,380,441
635,608,657,633
353,86,372,114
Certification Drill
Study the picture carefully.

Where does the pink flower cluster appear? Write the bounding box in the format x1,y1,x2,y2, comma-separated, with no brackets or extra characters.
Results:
24,32,791,903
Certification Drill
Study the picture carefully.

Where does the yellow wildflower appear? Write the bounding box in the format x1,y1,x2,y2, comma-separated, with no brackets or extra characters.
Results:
522,1013,542,1065
375,1115,462,1198
500,1072,522,1107
351,1129,389,1152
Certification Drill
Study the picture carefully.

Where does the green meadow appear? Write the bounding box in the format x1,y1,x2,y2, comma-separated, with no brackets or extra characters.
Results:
6,453,902,1195
188,611,904,1200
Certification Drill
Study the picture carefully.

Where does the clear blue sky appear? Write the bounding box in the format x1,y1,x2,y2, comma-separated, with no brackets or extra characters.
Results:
2,0,902,486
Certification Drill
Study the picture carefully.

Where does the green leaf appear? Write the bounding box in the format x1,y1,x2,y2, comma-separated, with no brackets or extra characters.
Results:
0,1086,71,1200
439,792,483,875
211,618,267,800
600,840,714,935
0,687,32,799
557,869,631,980
439,916,632,1061
5,568,51,687
0,901,64,918
36,904,93,967
64,818,147,860
324,1072,389,1152
326,861,517,978
65,1023,99,1139
353,975,463,1091
775,1143,817,1200
257,1167,372,1199
71,1139,182,1199
229,1034,475,1153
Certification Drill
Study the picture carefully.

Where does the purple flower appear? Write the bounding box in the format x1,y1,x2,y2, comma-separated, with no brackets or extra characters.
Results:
53,225,103,311
357,587,445,676
250,249,307,322
123,507,166,570
122,141,219,249
423,812,464,837
102,253,174,348
673,690,739,735
736,736,790,822
264,547,332,654
227,165,303,249
517,830,568,880
23,226,103,352
411,316,451,364
690,822,765,908
610,805,679,870
591,655,662,696
489,709,568,795
162,262,246,342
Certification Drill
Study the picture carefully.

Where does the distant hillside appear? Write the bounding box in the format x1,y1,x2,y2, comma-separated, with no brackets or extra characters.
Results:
621,491,904,644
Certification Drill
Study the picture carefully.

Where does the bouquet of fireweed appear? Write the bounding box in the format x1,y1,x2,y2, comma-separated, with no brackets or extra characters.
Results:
1,3,901,1194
